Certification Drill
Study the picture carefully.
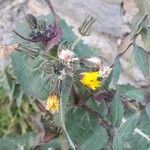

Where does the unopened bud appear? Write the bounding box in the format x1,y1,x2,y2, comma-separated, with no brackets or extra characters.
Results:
25,14,37,29
37,20,46,31
78,15,96,36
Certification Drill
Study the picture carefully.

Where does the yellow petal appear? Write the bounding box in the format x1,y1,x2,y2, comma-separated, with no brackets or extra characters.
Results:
80,71,101,90
46,95,59,113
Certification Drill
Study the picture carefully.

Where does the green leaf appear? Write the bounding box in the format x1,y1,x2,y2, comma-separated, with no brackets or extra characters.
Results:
129,111,150,150
146,103,150,119
112,58,121,85
119,114,139,140
0,133,36,150
65,107,108,150
0,138,19,150
134,44,149,77
86,98,108,119
113,134,124,150
140,27,150,52
116,84,144,101
11,51,56,100
59,75,75,149
138,111,150,135
129,133,150,150
111,93,124,127
113,114,139,150
39,138,60,150
101,72,113,89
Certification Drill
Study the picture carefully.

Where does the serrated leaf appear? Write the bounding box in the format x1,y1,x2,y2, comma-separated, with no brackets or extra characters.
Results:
113,134,123,150
134,43,149,77
112,58,121,85
111,93,124,127
129,133,150,150
65,107,108,150
138,111,150,135
129,111,150,150
113,114,139,150
11,51,56,100
119,114,139,140
116,84,144,101
86,98,108,119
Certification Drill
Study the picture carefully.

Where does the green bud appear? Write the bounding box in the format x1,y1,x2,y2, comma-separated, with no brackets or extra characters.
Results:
37,20,46,31
25,14,37,29
78,15,96,36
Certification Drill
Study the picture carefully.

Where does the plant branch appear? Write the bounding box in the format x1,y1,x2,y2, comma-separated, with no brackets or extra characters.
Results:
111,42,133,68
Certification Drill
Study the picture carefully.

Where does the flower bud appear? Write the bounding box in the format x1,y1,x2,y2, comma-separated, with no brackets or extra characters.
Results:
37,20,46,31
78,15,96,36
25,14,37,29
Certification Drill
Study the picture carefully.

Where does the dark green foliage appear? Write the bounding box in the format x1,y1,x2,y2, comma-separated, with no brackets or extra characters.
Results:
65,107,108,150
111,93,124,127
133,44,149,77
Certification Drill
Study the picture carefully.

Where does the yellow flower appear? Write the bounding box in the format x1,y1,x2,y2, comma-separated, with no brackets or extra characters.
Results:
80,71,101,90
46,95,59,113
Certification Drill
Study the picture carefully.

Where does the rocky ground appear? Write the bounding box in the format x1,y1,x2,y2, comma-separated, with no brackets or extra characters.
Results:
0,0,149,88
0,0,28,44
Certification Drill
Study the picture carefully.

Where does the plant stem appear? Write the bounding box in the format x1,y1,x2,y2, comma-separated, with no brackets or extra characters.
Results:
111,42,133,68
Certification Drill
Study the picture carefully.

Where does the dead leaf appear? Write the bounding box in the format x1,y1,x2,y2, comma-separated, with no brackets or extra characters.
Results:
0,43,19,59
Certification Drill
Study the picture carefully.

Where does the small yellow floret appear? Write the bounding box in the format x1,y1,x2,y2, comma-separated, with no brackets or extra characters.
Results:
80,71,101,90
46,95,59,113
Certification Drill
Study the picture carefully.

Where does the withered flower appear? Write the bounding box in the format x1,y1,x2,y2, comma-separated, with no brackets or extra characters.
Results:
46,95,59,113
0,43,19,59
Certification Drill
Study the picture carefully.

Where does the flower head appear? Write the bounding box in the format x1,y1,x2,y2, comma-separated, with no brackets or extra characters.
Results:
58,49,75,62
46,95,59,113
80,71,101,90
